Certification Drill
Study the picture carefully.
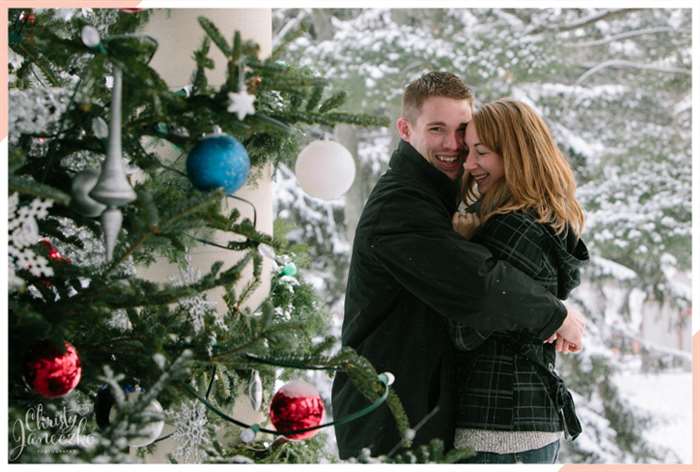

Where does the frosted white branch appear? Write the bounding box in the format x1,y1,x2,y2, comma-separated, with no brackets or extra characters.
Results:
273,9,310,47
576,60,690,85
565,26,676,48
526,9,642,36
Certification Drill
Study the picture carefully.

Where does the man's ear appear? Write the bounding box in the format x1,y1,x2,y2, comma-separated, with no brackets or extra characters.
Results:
396,117,411,141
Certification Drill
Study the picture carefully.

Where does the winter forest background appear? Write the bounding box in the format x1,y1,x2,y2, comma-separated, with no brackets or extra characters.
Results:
271,8,692,463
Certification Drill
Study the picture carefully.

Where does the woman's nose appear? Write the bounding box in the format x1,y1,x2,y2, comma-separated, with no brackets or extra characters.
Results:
464,153,476,171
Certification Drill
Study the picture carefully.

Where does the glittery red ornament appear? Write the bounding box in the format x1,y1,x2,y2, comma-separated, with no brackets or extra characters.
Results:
24,341,82,398
269,380,324,440
40,240,71,264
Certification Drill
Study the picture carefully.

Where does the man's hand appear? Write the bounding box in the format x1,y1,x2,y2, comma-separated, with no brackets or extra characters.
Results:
546,307,586,353
452,212,481,240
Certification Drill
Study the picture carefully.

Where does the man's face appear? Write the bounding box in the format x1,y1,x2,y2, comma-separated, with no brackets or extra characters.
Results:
397,96,472,181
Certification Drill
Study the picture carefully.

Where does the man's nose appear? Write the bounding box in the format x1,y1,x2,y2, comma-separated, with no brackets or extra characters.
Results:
444,132,460,151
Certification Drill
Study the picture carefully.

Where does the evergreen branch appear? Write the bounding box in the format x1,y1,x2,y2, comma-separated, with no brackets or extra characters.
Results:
335,347,412,447
14,43,61,86
103,189,225,275
191,37,213,94
232,276,262,314
240,352,340,370
209,321,308,361
305,83,324,112
183,369,392,438
247,113,294,133
318,91,347,113
197,17,232,57
9,176,71,206
100,252,254,309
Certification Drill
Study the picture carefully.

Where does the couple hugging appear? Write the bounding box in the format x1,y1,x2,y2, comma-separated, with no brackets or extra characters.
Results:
331,71,589,464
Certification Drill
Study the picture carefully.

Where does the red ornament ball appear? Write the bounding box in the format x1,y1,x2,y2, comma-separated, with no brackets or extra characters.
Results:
24,341,82,398
269,380,324,440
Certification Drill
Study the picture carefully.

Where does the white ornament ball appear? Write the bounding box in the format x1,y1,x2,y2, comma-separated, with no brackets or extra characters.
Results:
81,25,101,48
240,427,257,443
294,140,356,200
107,388,165,447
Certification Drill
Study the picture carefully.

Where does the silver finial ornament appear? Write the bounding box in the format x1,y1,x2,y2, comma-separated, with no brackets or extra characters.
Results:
100,208,123,262
248,370,263,411
89,67,137,262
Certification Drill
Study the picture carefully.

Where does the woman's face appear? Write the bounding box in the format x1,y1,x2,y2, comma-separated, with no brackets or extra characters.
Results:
463,121,505,194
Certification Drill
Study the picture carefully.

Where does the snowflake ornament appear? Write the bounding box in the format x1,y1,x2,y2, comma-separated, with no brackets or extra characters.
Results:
8,193,54,291
170,400,211,463
171,258,222,334
227,90,256,120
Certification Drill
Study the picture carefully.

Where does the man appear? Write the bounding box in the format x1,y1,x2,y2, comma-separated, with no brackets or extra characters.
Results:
331,72,585,459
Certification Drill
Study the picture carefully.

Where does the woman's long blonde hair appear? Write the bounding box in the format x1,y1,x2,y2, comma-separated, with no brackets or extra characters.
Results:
463,98,585,236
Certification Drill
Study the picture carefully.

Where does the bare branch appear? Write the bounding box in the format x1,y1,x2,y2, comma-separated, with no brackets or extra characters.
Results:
576,60,691,85
564,26,676,48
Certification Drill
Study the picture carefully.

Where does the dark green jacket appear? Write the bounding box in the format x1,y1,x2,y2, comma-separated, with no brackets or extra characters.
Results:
331,141,567,459
453,210,589,436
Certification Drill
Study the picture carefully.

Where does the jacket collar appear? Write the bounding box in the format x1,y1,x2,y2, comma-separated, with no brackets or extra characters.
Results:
389,140,459,213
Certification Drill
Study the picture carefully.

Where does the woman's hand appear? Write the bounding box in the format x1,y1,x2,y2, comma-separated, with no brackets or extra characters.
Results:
452,211,481,240
544,333,581,353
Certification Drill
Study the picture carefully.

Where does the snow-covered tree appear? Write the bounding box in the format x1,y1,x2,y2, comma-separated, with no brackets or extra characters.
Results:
273,8,691,463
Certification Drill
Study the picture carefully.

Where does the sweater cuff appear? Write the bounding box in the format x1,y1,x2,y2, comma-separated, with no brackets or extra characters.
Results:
536,301,567,340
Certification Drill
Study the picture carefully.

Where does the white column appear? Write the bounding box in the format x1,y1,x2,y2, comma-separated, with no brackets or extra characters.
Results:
138,8,273,314
135,9,272,462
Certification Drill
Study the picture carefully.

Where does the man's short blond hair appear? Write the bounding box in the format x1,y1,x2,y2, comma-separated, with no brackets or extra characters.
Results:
402,72,474,123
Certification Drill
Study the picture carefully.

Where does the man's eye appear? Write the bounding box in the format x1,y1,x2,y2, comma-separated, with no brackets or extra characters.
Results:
430,127,443,132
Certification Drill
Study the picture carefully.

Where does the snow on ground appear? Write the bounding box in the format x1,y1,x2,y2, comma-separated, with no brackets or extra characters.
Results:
614,371,693,463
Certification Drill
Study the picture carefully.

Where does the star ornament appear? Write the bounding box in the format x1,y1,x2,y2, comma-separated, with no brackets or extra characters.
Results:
227,90,256,120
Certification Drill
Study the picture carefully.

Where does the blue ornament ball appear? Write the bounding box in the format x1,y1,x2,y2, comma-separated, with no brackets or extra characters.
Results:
186,133,250,193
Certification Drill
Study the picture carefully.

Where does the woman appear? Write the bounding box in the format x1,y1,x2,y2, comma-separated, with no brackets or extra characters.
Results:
450,98,589,464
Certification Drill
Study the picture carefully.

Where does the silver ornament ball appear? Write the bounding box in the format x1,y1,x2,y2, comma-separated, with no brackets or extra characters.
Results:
71,168,107,217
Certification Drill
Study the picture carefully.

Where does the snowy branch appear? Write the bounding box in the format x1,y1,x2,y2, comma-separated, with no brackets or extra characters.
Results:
576,60,691,85
526,8,642,36
273,9,310,47
564,26,676,48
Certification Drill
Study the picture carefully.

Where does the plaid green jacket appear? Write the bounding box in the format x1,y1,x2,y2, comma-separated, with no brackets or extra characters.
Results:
452,210,589,435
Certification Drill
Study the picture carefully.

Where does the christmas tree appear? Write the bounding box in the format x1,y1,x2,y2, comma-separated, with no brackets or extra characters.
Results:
7,9,472,464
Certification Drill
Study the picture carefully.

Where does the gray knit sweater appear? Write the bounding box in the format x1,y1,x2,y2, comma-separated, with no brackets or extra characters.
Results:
455,428,562,454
